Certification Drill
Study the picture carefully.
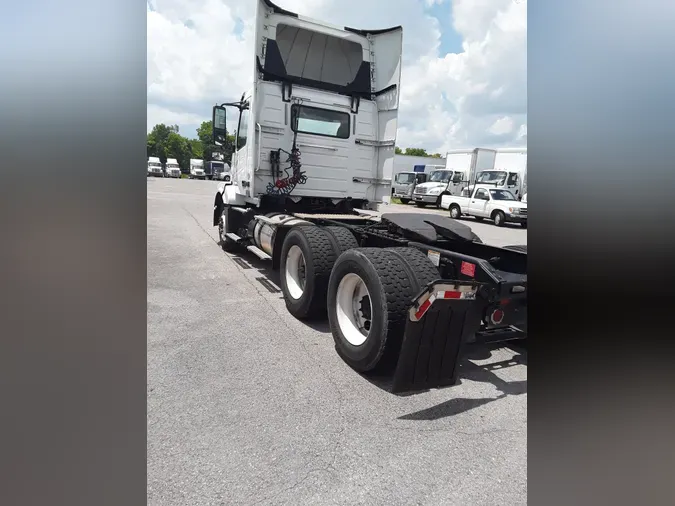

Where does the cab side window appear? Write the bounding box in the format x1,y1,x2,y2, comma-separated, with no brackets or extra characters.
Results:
474,189,489,200
236,107,250,151
508,173,519,185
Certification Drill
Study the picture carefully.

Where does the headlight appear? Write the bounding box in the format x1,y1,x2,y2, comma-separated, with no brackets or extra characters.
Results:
508,207,519,213
428,188,442,195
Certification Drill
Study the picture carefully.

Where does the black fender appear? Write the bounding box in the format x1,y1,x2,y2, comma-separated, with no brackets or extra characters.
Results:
213,191,224,227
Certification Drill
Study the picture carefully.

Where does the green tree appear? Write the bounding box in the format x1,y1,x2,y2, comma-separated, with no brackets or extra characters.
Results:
197,120,235,164
404,147,429,157
166,131,190,170
431,153,443,158
395,146,403,155
147,123,179,163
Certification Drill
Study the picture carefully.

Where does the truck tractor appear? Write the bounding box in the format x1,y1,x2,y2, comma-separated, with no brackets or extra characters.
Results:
211,0,527,393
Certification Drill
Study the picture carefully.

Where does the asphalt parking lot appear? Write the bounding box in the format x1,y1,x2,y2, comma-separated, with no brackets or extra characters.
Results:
147,178,527,506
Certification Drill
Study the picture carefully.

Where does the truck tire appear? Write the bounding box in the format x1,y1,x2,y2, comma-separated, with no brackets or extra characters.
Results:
218,208,238,252
415,202,427,208
493,210,506,227
449,204,461,219
400,198,410,205
387,247,440,290
322,226,359,254
280,226,337,319
327,248,436,374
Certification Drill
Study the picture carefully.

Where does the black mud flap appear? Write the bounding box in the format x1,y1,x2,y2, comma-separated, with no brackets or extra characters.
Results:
391,280,486,394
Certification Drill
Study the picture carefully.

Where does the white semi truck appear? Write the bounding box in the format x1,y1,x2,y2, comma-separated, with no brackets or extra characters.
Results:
189,159,206,179
210,0,528,393
164,158,182,178
147,156,163,177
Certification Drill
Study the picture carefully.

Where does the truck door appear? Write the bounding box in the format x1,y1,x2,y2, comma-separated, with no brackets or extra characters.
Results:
470,188,490,217
507,172,520,198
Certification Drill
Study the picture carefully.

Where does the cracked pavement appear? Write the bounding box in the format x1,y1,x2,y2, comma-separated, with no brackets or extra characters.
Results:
147,178,527,505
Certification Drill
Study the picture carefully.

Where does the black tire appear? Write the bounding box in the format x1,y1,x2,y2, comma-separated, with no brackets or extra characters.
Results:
449,204,461,219
280,226,337,319
218,208,237,252
493,211,506,227
520,221,527,228
327,248,437,374
400,198,410,205
386,247,440,289
415,202,427,208
322,226,359,255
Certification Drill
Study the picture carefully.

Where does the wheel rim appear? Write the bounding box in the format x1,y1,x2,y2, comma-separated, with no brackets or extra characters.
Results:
451,207,459,218
285,245,306,300
219,213,227,242
496,213,502,224
335,273,372,346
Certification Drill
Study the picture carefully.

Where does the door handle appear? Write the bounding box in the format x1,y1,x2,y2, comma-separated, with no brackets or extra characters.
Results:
255,123,262,172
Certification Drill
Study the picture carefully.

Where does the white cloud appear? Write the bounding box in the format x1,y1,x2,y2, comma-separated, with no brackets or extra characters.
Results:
147,0,526,150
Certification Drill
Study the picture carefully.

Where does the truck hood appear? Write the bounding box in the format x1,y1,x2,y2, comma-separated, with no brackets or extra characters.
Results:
414,182,446,191
495,201,527,210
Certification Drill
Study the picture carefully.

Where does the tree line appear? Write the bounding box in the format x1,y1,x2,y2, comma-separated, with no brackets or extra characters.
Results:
146,121,235,170
147,121,443,170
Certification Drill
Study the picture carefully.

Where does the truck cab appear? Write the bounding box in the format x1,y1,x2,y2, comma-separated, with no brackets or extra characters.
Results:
211,0,403,215
189,159,205,179
392,171,428,204
164,158,181,178
441,185,528,227
411,169,466,207
147,156,163,177
472,169,524,199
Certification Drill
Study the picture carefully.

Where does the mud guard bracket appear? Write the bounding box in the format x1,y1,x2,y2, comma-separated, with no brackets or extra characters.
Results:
391,280,486,394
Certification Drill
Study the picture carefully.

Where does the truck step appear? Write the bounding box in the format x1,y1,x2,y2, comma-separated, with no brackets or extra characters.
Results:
230,206,248,214
246,245,272,261
225,232,242,242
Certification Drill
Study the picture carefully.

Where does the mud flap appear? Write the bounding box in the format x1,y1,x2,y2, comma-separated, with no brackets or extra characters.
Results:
391,281,485,394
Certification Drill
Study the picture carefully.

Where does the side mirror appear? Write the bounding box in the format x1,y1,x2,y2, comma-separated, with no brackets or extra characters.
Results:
212,106,227,146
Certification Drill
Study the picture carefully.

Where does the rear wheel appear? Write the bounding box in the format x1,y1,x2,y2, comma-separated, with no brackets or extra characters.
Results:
449,205,461,219
280,226,337,319
493,211,506,227
328,247,439,373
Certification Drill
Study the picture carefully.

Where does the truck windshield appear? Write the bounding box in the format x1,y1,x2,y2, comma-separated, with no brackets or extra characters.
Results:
477,171,507,184
148,162,161,167
167,164,179,168
489,189,517,201
396,173,416,184
429,171,452,183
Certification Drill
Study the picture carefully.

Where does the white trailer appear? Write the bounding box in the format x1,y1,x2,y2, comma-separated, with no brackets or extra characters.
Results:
209,0,528,394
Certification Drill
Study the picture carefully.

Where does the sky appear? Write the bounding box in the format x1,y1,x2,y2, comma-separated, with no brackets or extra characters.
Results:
147,0,527,153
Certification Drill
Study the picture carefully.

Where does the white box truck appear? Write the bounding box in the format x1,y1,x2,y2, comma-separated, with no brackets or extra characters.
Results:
472,148,527,200
209,0,528,393
189,159,205,179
